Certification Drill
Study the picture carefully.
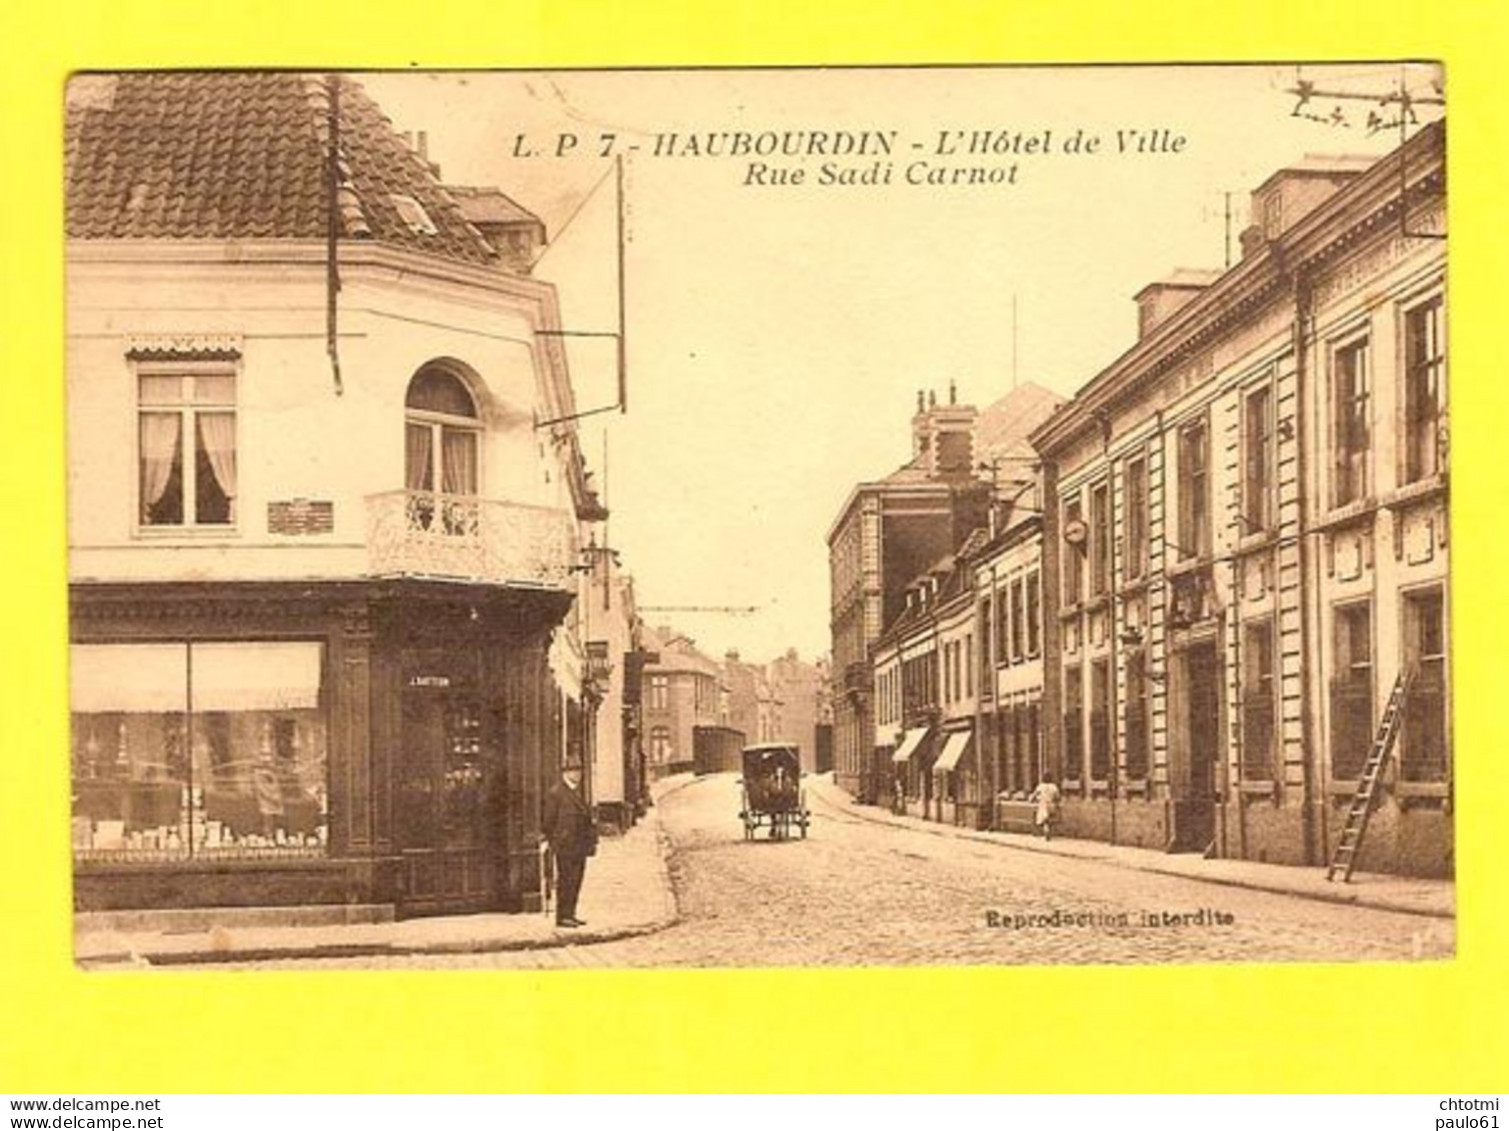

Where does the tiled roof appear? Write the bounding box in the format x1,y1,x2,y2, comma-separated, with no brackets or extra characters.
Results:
976,381,1065,464
65,72,498,266
447,185,544,230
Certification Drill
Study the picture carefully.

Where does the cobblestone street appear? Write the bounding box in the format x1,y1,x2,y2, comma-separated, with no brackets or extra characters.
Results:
216,774,1454,971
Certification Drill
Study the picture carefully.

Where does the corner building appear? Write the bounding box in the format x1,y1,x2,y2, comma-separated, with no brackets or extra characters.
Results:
65,73,608,916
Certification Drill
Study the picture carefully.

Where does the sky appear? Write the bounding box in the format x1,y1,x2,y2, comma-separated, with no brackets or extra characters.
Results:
361,64,1441,663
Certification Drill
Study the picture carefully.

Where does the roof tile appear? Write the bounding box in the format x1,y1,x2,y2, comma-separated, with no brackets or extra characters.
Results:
66,71,501,267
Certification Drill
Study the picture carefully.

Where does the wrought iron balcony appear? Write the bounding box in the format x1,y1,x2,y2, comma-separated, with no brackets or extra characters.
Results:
366,490,575,589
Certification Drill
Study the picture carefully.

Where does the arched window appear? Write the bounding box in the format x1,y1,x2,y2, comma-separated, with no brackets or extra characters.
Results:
405,366,480,498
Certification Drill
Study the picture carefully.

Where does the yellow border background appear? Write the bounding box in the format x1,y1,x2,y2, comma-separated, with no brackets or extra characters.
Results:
2,0,1505,1094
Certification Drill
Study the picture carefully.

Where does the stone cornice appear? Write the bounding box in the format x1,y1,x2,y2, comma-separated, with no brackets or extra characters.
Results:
1032,120,1445,456
66,238,559,309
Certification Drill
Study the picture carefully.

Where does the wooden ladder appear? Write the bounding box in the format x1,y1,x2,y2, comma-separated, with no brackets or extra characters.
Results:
1326,671,1412,883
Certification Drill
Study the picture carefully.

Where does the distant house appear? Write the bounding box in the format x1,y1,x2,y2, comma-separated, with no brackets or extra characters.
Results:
65,72,608,917
764,649,827,772
640,626,726,778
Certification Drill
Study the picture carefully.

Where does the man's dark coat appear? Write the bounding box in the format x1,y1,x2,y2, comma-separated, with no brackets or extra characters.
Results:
542,779,597,859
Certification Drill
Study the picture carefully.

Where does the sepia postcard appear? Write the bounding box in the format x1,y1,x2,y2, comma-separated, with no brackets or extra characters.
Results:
61,62,1454,973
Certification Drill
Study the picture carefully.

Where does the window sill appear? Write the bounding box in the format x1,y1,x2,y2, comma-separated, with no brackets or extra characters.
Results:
1237,779,1279,800
1235,529,1278,555
1395,780,1449,798
1383,473,1448,511
1064,778,1083,796
1317,498,1378,533
1166,554,1212,579
132,525,240,542
1088,778,1113,797
1122,778,1150,798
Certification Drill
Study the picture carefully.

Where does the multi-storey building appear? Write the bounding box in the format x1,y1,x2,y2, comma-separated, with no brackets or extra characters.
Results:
640,626,725,779
723,649,778,746
828,390,990,803
828,384,1061,803
64,73,609,917
1031,121,1448,876
973,501,1047,825
578,539,648,833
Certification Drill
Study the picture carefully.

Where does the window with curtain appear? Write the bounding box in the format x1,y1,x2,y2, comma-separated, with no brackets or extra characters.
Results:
1123,455,1148,580
138,372,236,527
1025,571,1042,657
1090,481,1111,596
1178,418,1210,559
1332,336,1371,507
1401,587,1448,782
1244,385,1275,533
1330,602,1374,780
404,367,481,525
1403,296,1446,484
1063,665,1084,783
1124,651,1149,781
649,726,672,765
1062,497,1084,603
1089,657,1112,781
1242,619,1276,780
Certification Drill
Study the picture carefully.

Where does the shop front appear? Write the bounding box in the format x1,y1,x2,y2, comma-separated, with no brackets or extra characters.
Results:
931,726,975,826
70,579,571,917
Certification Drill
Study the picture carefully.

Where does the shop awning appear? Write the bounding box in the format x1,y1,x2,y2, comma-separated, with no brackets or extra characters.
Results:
191,642,324,711
891,726,930,764
71,644,188,713
68,642,323,714
933,729,973,774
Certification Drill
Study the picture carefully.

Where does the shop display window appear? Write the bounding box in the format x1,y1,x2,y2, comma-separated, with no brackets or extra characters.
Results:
70,641,327,861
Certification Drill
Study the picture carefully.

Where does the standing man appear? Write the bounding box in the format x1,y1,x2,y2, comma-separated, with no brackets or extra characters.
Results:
541,760,597,928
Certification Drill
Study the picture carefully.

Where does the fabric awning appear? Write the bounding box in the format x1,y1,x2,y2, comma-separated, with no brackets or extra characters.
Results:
933,729,973,774
891,726,930,764
71,644,188,713
69,642,324,713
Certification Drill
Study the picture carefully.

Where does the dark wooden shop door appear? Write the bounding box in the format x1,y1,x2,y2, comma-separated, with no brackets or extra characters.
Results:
396,690,504,917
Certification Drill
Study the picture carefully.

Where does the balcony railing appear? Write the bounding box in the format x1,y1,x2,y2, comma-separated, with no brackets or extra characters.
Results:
366,490,575,589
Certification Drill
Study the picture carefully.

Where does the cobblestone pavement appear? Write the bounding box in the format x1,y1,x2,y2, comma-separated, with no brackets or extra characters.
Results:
215,773,1454,971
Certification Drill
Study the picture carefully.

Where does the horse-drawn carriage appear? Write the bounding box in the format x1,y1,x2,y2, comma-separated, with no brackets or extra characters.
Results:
738,743,810,840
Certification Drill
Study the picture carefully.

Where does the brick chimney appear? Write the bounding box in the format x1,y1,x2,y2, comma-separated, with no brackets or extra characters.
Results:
912,387,979,479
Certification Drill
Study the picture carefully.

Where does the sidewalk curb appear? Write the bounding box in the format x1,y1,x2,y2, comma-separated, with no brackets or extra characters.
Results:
808,781,1453,921
78,804,685,969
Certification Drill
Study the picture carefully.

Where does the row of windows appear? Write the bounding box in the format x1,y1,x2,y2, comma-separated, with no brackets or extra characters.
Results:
645,673,720,716
1057,585,1447,785
876,573,1045,727
136,363,485,531
1333,295,1446,505
941,634,975,707
981,572,1043,670
1060,290,1445,593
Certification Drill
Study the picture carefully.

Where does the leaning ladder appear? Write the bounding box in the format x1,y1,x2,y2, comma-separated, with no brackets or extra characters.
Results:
1326,671,1412,883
